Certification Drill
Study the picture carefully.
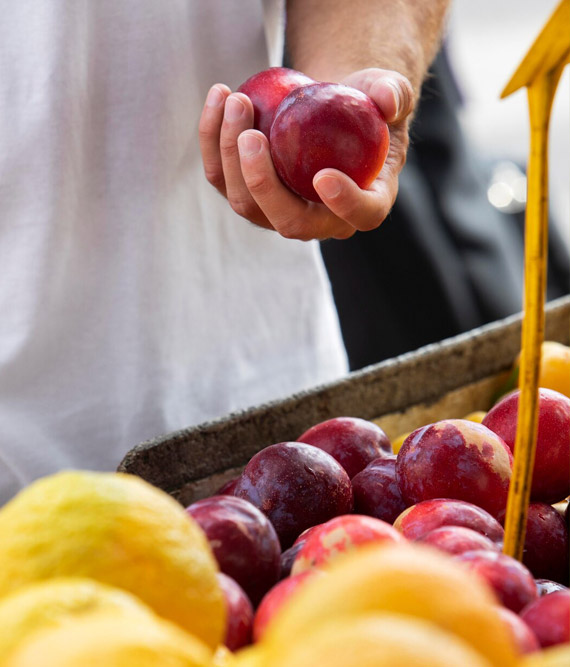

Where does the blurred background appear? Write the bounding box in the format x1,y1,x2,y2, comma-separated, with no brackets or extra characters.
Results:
321,0,570,371
448,0,569,251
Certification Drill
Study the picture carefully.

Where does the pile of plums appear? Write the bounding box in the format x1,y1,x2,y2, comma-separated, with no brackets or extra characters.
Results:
185,387,570,653
236,67,390,202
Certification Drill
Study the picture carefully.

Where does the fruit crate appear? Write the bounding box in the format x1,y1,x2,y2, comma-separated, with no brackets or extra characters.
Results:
118,295,570,506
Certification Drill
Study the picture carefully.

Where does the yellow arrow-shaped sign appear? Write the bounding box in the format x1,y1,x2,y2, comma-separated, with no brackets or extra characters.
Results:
500,0,569,562
501,0,570,97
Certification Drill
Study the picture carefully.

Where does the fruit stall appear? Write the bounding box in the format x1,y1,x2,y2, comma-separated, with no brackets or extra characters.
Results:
118,295,570,508
0,2,569,666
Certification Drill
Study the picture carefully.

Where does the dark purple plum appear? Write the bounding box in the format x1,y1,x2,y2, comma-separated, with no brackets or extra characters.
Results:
535,579,568,597
483,388,570,503
270,82,389,203
215,476,239,496
297,417,392,479
396,420,513,518
393,498,505,545
279,524,322,579
186,495,281,605
518,502,569,585
234,442,353,548
455,550,538,614
279,543,302,580
237,67,315,138
496,607,539,655
417,525,500,556
351,458,406,524
520,590,570,648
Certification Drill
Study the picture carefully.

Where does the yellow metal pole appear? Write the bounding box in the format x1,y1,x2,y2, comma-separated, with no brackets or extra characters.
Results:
502,64,565,560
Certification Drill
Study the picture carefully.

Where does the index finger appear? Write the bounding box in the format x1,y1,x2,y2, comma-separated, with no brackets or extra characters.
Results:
237,130,355,241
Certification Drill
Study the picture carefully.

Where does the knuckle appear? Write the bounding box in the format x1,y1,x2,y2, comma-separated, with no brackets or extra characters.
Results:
204,168,225,192
244,171,272,198
278,219,309,241
229,196,256,220
332,196,362,224
219,136,239,161
401,78,415,115
198,123,215,143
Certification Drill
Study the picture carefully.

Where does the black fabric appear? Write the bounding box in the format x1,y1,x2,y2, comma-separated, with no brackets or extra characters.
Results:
320,48,570,371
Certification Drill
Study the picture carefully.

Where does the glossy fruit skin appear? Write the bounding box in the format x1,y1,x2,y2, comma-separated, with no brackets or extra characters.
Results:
351,458,407,524
279,543,302,580
237,67,315,138
510,502,569,585
455,550,538,613
234,442,353,549
217,572,253,651
270,82,389,202
520,590,570,648
252,570,317,642
297,417,392,479
185,495,281,606
482,388,570,503
215,476,239,496
396,420,513,518
417,525,500,556
496,607,540,655
291,514,404,575
263,543,520,667
536,579,568,596
393,498,505,544
279,524,322,579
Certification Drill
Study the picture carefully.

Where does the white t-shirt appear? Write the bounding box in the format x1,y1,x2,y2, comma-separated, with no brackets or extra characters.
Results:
0,0,347,502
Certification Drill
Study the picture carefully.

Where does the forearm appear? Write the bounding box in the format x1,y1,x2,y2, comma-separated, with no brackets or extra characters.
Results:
286,0,451,99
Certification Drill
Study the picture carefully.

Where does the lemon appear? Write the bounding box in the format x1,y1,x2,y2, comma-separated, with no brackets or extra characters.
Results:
4,610,213,667
265,612,493,666
463,411,487,423
0,577,157,660
391,431,411,455
510,341,570,400
231,645,268,667
263,543,518,666
535,341,570,398
521,643,570,666
213,645,237,666
0,471,224,648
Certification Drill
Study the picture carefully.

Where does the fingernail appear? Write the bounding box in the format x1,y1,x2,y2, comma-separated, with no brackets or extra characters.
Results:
206,86,224,108
224,96,245,122
315,175,342,199
386,80,400,117
238,133,262,157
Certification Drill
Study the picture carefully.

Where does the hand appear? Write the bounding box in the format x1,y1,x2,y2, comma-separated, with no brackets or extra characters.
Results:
198,68,414,241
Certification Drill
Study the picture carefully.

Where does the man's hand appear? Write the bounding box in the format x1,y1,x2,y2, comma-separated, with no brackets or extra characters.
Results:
198,68,414,241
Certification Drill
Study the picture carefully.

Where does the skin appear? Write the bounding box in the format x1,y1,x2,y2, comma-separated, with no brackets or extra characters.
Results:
199,0,451,240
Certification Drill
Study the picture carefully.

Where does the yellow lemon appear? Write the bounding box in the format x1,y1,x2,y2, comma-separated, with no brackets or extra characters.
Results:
511,341,570,399
0,471,224,648
265,612,493,666
463,411,487,423
391,431,411,455
521,643,570,666
213,645,237,666
4,610,213,667
535,341,570,398
231,645,268,667
263,543,518,666
0,577,158,660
